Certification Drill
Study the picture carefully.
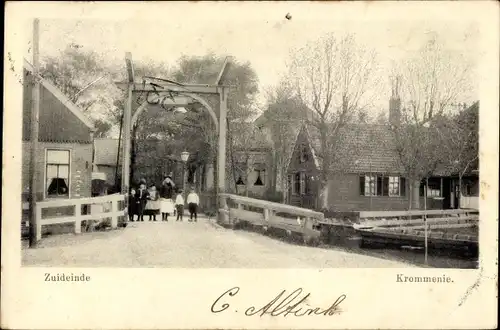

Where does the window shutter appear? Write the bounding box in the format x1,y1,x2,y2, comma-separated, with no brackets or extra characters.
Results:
359,176,365,196
376,176,383,196
400,177,406,196
383,177,389,196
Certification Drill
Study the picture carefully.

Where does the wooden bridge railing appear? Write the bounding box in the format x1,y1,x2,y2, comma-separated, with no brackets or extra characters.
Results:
33,194,126,241
218,193,324,243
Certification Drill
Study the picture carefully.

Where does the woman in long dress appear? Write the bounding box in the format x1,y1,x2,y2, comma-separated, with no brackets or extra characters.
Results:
160,174,175,221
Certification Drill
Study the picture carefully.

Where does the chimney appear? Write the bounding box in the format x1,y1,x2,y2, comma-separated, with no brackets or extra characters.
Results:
389,76,401,126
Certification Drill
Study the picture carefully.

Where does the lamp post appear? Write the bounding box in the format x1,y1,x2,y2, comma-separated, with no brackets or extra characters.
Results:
180,151,190,201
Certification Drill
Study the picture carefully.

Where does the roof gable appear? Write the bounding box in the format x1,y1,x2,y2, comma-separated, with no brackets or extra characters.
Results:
23,59,95,143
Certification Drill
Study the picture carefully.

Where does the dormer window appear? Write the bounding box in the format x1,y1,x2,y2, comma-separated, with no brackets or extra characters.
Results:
299,145,308,163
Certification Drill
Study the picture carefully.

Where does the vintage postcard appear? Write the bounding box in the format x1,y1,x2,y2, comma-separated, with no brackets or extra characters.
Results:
2,1,498,329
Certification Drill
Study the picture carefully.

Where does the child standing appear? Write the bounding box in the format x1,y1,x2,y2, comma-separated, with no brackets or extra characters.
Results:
145,185,160,221
128,188,137,222
175,190,185,222
186,188,200,222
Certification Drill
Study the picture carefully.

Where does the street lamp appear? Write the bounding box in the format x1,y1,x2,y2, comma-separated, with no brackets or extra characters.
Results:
180,151,190,200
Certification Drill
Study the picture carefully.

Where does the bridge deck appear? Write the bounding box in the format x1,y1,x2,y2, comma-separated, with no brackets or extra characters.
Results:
23,215,412,268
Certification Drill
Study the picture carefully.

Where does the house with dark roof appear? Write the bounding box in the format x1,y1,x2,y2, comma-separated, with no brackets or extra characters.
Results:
22,59,96,203
286,122,413,211
285,98,479,212
254,98,314,197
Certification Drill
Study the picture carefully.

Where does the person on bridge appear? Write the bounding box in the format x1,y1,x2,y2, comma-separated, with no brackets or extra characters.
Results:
187,187,199,222
160,174,175,221
128,188,137,222
145,184,160,221
136,183,149,222
175,189,185,221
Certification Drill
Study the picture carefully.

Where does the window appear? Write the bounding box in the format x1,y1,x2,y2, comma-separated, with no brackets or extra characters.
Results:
388,176,400,196
462,179,479,197
305,174,312,194
299,172,306,195
254,170,265,186
294,172,301,195
46,149,70,197
299,145,308,163
420,178,442,197
461,178,479,197
360,175,406,197
290,172,312,196
236,173,245,185
364,175,377,196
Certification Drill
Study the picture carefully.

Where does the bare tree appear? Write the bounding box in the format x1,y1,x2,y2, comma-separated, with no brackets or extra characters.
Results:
391,34,475,209
430,103,479,203
288,33,379,210
230,121,261,196
262,79,311,201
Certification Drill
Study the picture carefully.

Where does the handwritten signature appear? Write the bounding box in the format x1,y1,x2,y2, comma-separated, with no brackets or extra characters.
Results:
211,287,346,317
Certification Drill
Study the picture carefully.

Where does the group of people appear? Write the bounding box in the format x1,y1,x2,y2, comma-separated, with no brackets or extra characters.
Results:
127,173,200,223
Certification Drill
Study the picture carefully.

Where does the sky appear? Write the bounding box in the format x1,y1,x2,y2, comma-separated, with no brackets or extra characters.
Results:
22,3,480,121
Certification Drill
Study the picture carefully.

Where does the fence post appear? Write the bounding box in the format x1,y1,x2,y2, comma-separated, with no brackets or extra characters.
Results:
111,197,118,228
302,217,310,244
36,203,42,241
218,194,230,225
234,203,243,225
74,202,82,234
262,208,269,231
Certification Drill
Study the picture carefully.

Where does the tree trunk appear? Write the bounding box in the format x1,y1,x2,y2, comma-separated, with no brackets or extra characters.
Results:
282,176,287,203
245,157,251,197
319,178,329,211
213,154,218,208
227,121,239,194
318,123,330,211
458,174,462,209
411,179,420,210
272,151,279,191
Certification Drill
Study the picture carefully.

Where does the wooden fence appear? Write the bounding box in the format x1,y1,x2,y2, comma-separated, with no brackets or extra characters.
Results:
33,194,126,241
352,209,479,231
218,193,324,244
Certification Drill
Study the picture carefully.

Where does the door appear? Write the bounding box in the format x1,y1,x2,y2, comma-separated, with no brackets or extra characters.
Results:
454,181,461,209
442,178,451,209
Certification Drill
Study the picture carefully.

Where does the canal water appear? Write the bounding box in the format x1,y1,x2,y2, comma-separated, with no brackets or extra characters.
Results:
351,245,478,268
324,238,478,268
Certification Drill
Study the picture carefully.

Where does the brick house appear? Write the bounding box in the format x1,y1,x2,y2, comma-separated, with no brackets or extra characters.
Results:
230,147,274,197
286,122,413,211
22,59,96,204
285,101,479,212
228,121,274,198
